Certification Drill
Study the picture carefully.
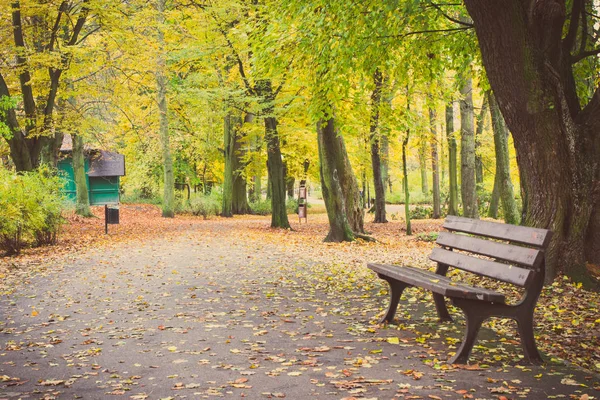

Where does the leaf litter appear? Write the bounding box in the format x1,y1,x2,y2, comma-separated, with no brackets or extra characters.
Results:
0,205,598,399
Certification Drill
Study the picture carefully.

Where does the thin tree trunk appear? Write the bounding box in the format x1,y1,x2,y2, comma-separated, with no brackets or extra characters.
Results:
286,176,295,199
489,91,519,224
403,95,412,234
156,0,174,218
460,76,478,218
231,125,249,215
403,132,411,235
72,134,92,217
381,132,390,194
252,175,261,202
370,69,387,223
446,103,459,216
222,113,235,217
419,136,429,194
430,106,441,219
475,94,489,185
488,172,501,219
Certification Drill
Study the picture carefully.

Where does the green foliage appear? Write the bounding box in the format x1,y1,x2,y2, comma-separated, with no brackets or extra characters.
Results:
249,198,298,216
121,189,163,205
0,96,17,140
387,190,432,205
249,199,272,216
415,231,439,242
186,192,222,219
411,205,433,220
0,167,66,255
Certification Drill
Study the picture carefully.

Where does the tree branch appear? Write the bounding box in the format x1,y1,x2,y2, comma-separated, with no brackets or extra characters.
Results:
217,27,255,96
563,0,583,52
11,1,37,132
430,2,473,27
571,47,600,63
376,26,472,40
68,0,90,46
47,2,68,51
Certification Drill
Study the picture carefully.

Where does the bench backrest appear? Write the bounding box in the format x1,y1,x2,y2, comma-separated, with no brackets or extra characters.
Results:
431,216,552,287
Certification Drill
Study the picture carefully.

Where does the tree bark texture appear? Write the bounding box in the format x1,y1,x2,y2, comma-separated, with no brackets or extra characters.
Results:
488,172,501,219
257,80,289,228
446,103,459,216
419,137,429,194
231,129,250,215
222,113,236,218
475,95,489,185
489,92,520,224
370,69,387,223
72,134,92,217
430,107,441,219
402,131,412,235
317,117,365,242
464,0,600,283
460,76,478,219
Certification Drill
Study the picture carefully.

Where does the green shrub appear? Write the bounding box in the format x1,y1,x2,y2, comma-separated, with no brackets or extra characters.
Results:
386,190,431,205
249,198,299,216
121,188,162,205
250,199,271,216
187,192,221,219
0,167,66,254
411,205,433,219
415,232,439,242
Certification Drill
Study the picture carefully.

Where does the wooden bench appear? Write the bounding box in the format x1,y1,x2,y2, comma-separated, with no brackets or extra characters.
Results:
368,215,552,364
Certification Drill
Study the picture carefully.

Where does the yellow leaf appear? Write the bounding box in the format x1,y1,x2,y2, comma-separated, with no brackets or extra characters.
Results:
31,310,38,317
387,337,399,345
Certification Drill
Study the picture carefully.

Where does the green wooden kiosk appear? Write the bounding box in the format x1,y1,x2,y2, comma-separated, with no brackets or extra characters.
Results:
57,136,125,205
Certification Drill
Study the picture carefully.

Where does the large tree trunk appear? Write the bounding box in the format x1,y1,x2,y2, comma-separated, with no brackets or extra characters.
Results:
464,0,600,284
489,92,519,224
257,79,289,228
460,76,478,218
430,107,441,219
157,0,174,218
370,69,387,223
317,117,365,242
222,113,236,217
72,134,92,217
265,116,290,228
446,103,459,216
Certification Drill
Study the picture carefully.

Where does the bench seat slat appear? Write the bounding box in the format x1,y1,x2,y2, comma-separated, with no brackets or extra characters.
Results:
436,231,543,269
443,215,551,248
367,263,506,303
429,248,532,287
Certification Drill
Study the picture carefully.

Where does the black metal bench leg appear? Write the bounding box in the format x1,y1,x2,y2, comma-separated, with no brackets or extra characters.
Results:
380,278,408,323
516,313,544,364
433,294,453,322
449,307,485,364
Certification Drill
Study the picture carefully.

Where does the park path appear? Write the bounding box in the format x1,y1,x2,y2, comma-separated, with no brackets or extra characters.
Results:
0,216,598,399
